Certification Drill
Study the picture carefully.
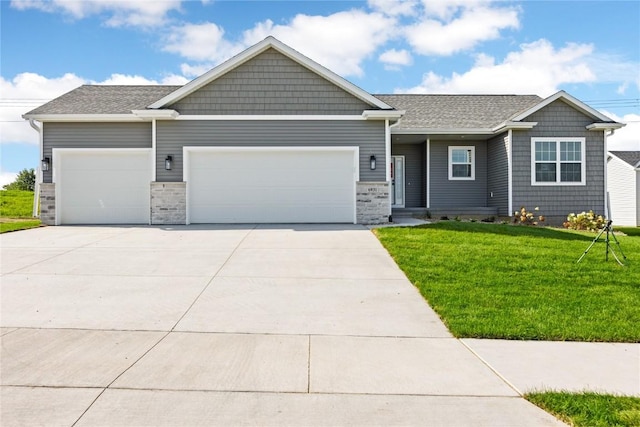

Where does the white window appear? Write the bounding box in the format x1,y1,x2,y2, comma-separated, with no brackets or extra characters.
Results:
531,138,586,185
448,146,475,180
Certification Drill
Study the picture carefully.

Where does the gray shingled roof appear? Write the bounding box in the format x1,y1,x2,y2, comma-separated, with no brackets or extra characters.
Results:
27,85,545,132
25,85,181,115
610,151,640,168
374,94,542,130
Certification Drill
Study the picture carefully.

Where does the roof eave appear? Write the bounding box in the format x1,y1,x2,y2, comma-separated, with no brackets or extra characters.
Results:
586,122,626,130
390,128,495,135
148,36,394,111
362,110,404,120
492,121,537,132
22,114,144,122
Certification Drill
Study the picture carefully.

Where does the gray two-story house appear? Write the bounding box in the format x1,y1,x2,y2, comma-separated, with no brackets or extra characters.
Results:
24,37,623,225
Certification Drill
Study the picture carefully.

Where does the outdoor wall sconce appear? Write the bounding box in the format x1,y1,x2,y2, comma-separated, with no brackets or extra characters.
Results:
165,155,173,170
370,155,376,170
41,157,50,172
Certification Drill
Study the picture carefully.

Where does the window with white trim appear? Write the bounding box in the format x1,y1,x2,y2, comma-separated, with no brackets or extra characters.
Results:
448,146,475,180
531,138,585,185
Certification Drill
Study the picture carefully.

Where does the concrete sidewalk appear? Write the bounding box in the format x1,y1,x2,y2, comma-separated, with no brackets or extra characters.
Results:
0,225,632,426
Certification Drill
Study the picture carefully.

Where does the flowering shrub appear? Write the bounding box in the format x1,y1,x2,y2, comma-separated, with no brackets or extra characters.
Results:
513,206,545,226
563,211,606,231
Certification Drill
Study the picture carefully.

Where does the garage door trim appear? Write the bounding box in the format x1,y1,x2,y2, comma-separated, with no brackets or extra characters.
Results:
53,148,153,225
183,146,359,224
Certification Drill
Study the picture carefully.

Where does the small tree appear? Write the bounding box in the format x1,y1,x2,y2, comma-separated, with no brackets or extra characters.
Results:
3,168,36,191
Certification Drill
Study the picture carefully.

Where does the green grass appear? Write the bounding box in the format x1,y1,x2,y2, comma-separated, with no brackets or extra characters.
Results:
0,220,41,233
526,392,640,427
374,222,640,342
0,190,41,233
615,226,640,237
0,190,36,217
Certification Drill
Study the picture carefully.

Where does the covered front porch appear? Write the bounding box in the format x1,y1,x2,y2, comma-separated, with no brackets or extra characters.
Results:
390,132,507,218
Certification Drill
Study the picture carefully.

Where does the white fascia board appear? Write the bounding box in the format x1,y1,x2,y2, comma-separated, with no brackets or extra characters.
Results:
511,90,618,122
132,109,179,119
492,121,537,132
390,128,494,135
175,115,366,121
148,36,393,111
362,110,404,120
586,122,626,130
22,114,142,122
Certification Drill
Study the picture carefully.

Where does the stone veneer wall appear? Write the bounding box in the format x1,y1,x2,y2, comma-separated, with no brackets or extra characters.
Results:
150,182,187,225
356,182,390,224
39,183,56,225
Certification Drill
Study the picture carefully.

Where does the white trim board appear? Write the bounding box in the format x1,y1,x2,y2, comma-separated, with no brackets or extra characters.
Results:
511,91,616,123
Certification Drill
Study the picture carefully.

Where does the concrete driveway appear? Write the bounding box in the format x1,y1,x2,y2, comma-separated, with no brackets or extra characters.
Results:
1,225,563,426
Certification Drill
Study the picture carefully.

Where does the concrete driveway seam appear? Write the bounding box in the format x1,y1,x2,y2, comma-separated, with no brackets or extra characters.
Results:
459,339,523,395
71,330,173,426
1,228,130,276
170,225,257,332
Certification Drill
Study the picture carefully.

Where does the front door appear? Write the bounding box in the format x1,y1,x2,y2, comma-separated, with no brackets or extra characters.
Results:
391,156,405,208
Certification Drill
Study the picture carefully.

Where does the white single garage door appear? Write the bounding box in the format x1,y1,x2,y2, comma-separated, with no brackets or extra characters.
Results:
186,147,357,223
55,149,151,224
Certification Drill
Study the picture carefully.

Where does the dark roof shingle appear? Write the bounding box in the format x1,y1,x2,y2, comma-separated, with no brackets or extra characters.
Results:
374,94,542,130
25,85,181,115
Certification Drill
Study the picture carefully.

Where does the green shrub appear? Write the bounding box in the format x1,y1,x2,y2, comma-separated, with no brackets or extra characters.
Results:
564,211,606,232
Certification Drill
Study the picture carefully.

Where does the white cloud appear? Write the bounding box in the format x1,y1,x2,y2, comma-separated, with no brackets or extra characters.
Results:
10,0,182,27
602,111,640,151
0,170,19,188
399,39,597,96
379,49,413,68
168,11,394,78
241,11,394,77
163,22,244,63
405,2,519,56
367,0,417,16
0,71,188,146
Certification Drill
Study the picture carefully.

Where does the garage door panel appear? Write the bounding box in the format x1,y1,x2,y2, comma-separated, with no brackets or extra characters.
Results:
58,151,151,224
188,149,356,224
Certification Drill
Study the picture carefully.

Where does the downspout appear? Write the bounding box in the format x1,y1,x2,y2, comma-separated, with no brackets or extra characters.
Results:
385,119,392,219
29,119,42,217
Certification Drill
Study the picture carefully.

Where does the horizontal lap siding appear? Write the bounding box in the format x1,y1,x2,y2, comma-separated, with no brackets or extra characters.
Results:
169,49,371,115
487,132,509,215
392,144,425,207
511,100,605,218
430,140,487,208
42,122,152,183
607,156,637,225
156,120,386,182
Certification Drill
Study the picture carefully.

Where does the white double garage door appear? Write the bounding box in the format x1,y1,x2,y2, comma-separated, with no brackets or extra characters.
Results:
55,147,358,224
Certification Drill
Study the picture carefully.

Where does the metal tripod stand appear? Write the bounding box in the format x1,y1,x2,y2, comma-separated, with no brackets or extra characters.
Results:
577,220,626,266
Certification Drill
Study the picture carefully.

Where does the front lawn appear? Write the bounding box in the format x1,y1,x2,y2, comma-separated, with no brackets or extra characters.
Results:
0,190,41,233
526,392,640,427
374,222,640,342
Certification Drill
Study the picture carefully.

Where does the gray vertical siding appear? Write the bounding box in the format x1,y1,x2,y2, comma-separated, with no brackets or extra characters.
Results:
156,120,386,182
429,140,487,208
486,132,509,215
169,49,373,115
392,143,425,207
42,122,152,183
511,100,605,219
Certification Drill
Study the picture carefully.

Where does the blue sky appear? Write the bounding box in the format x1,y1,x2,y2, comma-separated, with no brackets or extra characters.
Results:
1,0,639,185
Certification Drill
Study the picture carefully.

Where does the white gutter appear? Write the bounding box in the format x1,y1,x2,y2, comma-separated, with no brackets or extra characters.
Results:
28,119,42,217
